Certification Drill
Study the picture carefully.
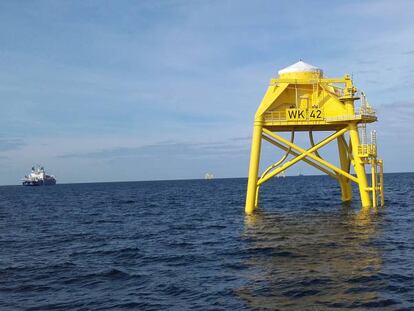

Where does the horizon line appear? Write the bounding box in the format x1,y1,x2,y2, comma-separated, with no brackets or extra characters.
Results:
0,171,412,187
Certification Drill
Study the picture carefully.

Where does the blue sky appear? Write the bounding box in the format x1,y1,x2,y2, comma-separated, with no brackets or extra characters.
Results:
0,0,413,184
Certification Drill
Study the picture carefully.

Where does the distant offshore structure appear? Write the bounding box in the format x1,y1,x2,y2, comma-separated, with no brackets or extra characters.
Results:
204,173,214,180
22,165,56,186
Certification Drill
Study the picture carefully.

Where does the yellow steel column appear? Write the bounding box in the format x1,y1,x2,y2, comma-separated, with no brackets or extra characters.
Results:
371,158,377,208
337,135,352,202
349,123,371,208
245,117,264,214
379,160,384,206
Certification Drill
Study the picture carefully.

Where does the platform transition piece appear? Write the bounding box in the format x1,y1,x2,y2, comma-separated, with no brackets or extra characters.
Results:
245,61,384,214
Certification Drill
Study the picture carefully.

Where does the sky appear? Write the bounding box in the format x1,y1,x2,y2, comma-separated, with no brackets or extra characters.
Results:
0,0,413,185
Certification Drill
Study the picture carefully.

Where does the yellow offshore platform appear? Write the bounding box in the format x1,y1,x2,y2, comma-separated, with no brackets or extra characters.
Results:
245,61,384,214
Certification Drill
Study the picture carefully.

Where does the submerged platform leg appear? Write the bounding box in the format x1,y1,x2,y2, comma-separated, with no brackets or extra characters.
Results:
337,135,352,202
245,118,263,214
379,160,384,206
349,123,371,208
371,158,377,208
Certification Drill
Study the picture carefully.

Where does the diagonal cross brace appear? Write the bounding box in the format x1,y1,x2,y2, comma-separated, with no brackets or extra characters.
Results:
262,135,338,179
258,128,359,185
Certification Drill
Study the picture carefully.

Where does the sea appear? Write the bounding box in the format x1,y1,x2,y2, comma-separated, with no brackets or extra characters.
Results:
1,173,413,310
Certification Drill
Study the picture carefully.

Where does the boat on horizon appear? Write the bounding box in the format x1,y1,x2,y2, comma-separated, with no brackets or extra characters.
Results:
22,165,56,186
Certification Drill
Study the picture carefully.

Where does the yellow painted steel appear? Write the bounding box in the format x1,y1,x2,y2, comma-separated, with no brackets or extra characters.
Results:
245,118,263,215
245,61,384,214
259,128,355,185
379,160,384,206
337,135,352,201
262,135,337,178
348,123,372,208
371,158,377,208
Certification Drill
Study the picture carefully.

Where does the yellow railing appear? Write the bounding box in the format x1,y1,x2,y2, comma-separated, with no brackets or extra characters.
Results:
358,144,377,157
357,106,376,117
325,115,358,122
324,107,376,122
263,111,287,122
264,107,376,123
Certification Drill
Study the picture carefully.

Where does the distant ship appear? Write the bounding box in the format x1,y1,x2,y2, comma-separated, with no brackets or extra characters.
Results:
22,165,56,186
277,171,286,178
204,173,214,180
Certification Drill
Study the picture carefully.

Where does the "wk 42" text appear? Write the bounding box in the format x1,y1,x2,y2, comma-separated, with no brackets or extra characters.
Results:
286,108,324,121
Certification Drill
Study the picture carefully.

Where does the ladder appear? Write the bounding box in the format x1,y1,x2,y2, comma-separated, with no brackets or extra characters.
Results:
358,127,384,207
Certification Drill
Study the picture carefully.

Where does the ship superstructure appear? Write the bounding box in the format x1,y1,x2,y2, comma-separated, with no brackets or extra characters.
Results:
22,165,56,186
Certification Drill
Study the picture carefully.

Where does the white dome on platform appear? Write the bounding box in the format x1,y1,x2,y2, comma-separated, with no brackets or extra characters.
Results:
278,61,322,75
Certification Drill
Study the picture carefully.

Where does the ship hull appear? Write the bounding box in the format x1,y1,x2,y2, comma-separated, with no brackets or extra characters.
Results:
22,178,56,186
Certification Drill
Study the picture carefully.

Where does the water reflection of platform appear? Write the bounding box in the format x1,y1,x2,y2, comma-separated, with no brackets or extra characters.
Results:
237,208,387,309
